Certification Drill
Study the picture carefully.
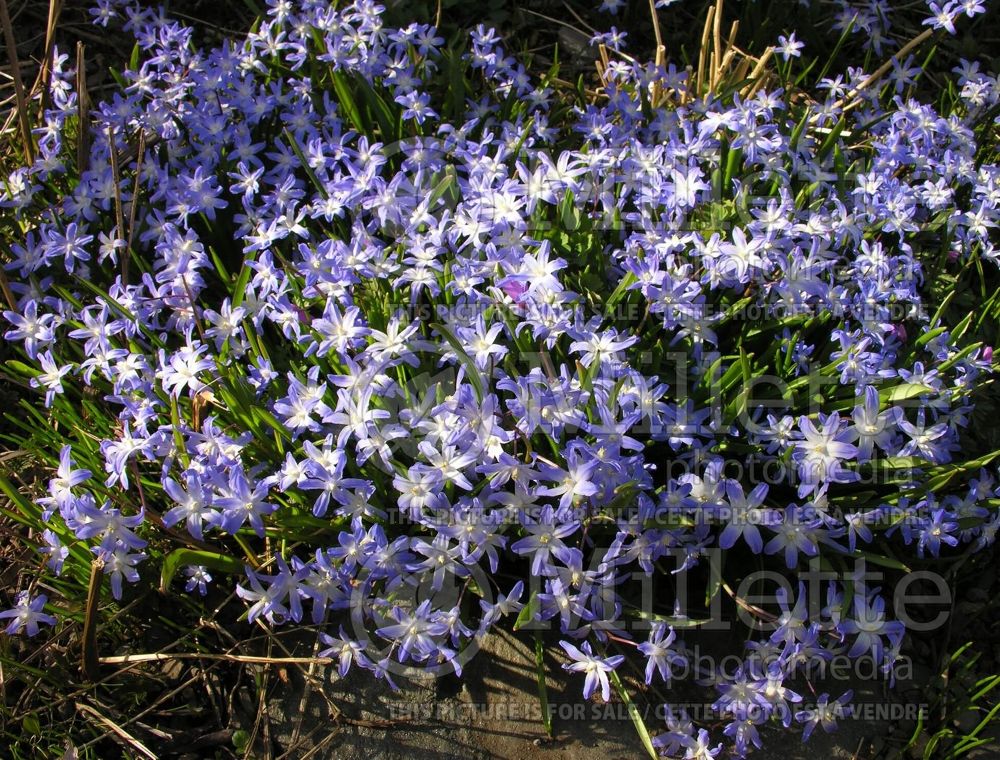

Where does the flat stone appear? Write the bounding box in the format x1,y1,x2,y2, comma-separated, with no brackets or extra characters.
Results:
255,624,930,759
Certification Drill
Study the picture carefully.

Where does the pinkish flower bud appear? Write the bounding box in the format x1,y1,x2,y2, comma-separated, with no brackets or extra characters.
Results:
293,304,311,325
500,279,528,302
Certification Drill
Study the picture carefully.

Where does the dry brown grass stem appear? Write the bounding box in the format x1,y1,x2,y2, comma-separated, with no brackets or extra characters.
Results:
0,0,34,164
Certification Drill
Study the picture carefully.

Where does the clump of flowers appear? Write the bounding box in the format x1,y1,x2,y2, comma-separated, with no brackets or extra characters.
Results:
2,0,999,757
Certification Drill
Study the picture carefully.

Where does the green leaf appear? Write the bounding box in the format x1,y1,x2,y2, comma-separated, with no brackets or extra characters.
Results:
283,129,328,200
21,714,41,736
431,322,485,402
950,310,975,342
816,117,846,160
0,653,47,679
915,326,949,347
698,354,726,392
428,166,457,208
513,592,540,631
534,631,552,738
160,548,246,594
608,668,657,760
0,476,40,523
129,43,141,72
330,71,365,132
715,356,743,394
252,406,292,445
723,146,743,188
938,341,983,374
882,383,936,403
511,116,536,159
881,456,930,470
444,47,467,122
603,272,637,315
230,253,257,308
4,360,40,378
923,449,1000,493
626,608,713,628
852,550,910,573
232,729,250,753
722,349,754,421
168,396,189,468
355,76,399,142
787,109,813,156
814,15,856,83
